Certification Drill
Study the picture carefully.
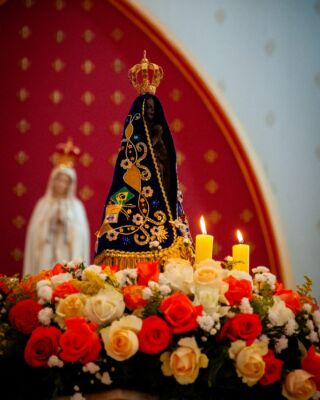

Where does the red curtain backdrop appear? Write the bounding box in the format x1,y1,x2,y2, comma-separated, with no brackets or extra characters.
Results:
0,0,282,279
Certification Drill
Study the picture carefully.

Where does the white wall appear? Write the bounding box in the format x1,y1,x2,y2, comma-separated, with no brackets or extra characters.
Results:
136,0,320,300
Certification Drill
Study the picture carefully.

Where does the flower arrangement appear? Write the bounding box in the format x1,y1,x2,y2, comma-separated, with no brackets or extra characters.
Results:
0,257,319,400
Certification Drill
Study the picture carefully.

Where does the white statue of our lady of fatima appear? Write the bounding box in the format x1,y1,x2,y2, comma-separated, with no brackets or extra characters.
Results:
23,139,90,276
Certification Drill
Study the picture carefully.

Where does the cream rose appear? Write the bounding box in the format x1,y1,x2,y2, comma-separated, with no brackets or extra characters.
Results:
162,258,194,294
50,272,73,287
160,337,208,385
100,315,142,361
193,259,228,289
193,286,220,314
55,293,86,327
84,288,125,326
229,340,268,386
282,369,317,400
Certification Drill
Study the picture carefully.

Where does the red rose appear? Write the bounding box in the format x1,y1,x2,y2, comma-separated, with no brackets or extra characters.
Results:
260,350,284,385
218,313,262,345
138,316,172,354
60,317,101,364
137,261,160,286
24,326,62,367
123,285,148,310
224,275,252,306
52,263,66,275
301,345,320,389
275,284,301,314
52,282,80,301
9,299,42,334
160,292,202,334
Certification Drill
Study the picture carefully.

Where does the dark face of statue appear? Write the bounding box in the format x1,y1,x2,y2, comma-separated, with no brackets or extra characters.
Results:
145,97,155,123
52,172,72,198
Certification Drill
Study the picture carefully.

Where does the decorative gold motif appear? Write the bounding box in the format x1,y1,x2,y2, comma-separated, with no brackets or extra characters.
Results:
17,88,30,102
52,58,65,72
108,153,117,166
81,91,95,105
82,29,95,43
49,90,64,104
24,0,35,8
265,111,275,127
11,248,23,262
264,39,276,56
209,210,222,224
52,138,81,168
19,57,31,71
94,236,190,269
170,118,184,133
14,151,29,165
80,121,94,136
12,216,26,229
214,8,226,24
110,28,124,42
128,50,163,95
19,25,32,39
204,149,218,163
79,185,94,201
112,58,125,73
176,150,185,166
81,59,95,74
240,209,254,223
49,121,64,136
79,152,93,167
110,121,122,136
110,90,125,105
82,0,94,11
13,182,27,197
55,30,66,43
16,119,30,134
205,179,219,194
179,182,186,193
213,241,222,256
55,0,65,11
169,88,182,102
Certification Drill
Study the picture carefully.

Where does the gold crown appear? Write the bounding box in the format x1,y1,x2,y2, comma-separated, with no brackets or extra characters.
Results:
51,137,81,168
128,50,163,95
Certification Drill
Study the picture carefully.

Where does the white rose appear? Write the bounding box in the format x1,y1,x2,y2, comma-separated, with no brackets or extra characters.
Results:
84,288,125,325
37,286,53,302
227,269,253,283
268,297,295,327
163,258,194,294
194,259,228,289
193,286,220,314
50,272,73,287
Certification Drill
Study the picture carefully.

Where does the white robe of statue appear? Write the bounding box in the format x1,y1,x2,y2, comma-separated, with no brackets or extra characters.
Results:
23,166,90,276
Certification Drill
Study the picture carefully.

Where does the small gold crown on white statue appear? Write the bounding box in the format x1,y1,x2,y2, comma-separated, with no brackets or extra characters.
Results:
51,137,81,168
128,50,164,95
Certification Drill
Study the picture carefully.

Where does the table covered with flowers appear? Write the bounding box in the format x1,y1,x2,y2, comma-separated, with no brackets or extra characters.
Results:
0,255,319,400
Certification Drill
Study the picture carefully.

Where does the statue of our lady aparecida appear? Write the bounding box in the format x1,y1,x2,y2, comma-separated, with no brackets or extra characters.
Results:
94,52,193,268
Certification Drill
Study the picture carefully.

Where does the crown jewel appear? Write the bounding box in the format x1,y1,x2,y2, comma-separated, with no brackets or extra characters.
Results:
128,50,163,95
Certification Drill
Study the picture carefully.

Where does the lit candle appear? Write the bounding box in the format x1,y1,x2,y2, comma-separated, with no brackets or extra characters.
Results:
232,229,250,273
195,216,214,264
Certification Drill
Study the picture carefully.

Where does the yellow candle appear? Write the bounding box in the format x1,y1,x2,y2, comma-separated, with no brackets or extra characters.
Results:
232,230,250,273
195,216,214,264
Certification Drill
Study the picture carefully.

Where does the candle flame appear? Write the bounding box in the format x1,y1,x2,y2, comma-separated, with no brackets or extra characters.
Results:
200,216,207,234
237,229,244,243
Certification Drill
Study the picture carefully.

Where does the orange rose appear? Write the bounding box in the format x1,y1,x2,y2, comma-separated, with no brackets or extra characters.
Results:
301,345,320,389
137,261,160,286
52,282,80,301
123,285,148,310
275,284,301,314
